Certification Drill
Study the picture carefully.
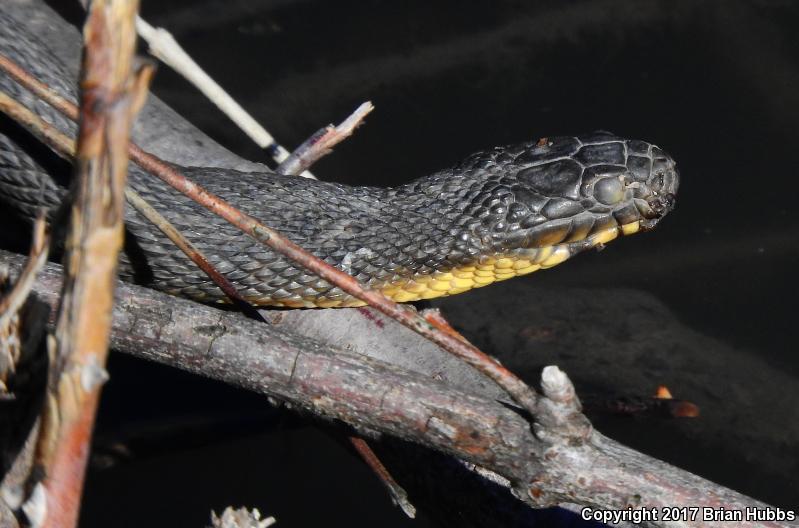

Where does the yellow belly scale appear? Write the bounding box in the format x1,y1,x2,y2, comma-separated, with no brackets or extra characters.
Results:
296,221,641,309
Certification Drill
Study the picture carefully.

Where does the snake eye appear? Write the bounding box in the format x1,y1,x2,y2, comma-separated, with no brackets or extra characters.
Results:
593,176,625,205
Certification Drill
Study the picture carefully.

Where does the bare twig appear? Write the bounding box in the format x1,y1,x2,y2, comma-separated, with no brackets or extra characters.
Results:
134,16,315,178
348,436,416,518
122,188,266,322
0,91,75,158
0,216,48,331
0,52,539,415
129,145,540,413
277,102,374,176
0,54,78,120
36,1,144,526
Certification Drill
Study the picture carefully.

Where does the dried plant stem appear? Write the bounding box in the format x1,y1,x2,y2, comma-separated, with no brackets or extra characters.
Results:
0,91,75,157
0,54,78,121
134,16,315,178
0,215,48,396
277,101,374,176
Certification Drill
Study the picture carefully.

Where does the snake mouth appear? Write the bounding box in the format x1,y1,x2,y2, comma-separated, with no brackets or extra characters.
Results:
632,159,679,226
634,191,677,221
650,192,677,214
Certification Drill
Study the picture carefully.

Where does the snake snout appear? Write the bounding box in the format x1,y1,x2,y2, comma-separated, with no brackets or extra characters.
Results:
634,154,679,222
649,157,679,213
647,192,676,215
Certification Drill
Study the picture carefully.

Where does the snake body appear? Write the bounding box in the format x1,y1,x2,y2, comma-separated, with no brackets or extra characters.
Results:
0,10,679,308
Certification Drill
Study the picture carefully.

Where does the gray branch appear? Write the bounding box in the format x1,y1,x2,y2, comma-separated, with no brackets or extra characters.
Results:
2,249,792,528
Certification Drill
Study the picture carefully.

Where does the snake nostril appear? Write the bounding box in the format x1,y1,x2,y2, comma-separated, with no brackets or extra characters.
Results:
651,172,665,192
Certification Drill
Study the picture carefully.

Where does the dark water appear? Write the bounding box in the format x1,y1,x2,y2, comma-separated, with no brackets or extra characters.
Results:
61,0,799,526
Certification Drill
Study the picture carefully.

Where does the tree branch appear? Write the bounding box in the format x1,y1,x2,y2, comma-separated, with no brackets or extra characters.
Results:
35,1,144,526
0,249,789,528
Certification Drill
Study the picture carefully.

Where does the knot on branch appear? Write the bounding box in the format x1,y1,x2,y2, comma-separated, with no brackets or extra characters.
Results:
532,366,592,445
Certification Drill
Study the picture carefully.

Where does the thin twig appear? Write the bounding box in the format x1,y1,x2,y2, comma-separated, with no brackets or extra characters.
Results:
0,52,538,414
123,188,267,322
348,436,416,518
0,54,78,120
0,215,49,330
277,102,374,176
0,215,48,395
134,16,315,179
0,91,75,157
129,145,539,413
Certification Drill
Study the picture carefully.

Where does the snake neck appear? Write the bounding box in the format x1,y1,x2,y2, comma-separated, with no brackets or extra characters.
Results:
381,168,491,266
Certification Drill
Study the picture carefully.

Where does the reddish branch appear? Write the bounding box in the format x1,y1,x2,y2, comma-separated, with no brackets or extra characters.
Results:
121,188,266,321
348,436,416,518
0,76,264,325
127,147,539,413
35,2,144,527
0,50,538,415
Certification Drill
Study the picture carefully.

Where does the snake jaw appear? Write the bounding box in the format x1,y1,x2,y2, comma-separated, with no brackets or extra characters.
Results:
632,165,679,222
649,192,677,215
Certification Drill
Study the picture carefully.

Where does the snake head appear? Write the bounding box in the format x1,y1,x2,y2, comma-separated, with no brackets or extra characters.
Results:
453,131,679,263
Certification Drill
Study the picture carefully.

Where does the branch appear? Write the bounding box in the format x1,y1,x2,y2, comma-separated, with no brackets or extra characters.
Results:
34,1,145,526
0,216,48,347
348,435,416,518
0,249,787,528
276,101,374,176
134,16,314,178
0,49,539,417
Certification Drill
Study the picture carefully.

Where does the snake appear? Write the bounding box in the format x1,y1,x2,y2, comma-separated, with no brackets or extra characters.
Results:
0,9,679,309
